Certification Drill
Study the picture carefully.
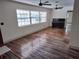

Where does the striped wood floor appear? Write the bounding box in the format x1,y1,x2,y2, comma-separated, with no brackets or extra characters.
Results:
3,28,79,59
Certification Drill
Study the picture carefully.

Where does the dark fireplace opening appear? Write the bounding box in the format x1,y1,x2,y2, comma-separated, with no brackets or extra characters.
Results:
52,18,65,28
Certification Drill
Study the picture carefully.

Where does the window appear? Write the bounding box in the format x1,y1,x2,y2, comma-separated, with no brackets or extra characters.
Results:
16,9,30,27
40,12,47,22
16,9,47,27
31,11,40,24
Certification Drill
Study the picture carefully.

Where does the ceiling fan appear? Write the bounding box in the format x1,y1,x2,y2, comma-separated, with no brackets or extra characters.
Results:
39,0,52,6
54,1,63,10
55,5,63,9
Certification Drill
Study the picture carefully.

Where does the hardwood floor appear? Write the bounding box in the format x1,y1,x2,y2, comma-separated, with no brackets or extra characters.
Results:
3,27,79,59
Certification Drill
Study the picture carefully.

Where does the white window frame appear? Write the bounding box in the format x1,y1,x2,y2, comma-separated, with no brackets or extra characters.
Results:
16,9,47,27
30,11,40,24
40,12,47,23
16,9,30,27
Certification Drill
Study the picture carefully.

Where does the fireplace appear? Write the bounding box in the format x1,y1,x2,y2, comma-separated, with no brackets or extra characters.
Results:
52,18,65,28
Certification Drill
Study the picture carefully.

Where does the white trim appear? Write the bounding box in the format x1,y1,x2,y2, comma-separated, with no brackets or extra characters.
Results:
0,46,10,55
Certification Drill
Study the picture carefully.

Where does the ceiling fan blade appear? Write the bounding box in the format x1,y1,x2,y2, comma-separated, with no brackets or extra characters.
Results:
55,4,63,9
55,7,63,9
39,0,51,6
43,4,52,5
57,6,63,9
43,1,49,3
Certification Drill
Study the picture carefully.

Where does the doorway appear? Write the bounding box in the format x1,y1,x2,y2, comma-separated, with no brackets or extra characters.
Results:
0,28,4,47
65,11,73,36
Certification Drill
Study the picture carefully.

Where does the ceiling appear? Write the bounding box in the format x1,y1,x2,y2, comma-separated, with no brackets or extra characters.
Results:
13,0,74,8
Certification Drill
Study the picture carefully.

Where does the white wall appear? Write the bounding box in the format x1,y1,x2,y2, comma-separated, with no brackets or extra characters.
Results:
53,6,73,18
49,6,73,26
0,0,52,43
70,0,79,48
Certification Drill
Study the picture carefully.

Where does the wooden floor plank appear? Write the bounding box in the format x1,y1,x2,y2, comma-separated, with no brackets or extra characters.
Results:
2,27,79,59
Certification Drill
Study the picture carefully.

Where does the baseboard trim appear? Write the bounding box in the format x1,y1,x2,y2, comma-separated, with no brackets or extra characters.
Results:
6,26,51,44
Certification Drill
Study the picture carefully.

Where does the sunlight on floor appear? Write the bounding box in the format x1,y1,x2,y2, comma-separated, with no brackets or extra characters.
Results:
21,34,47,58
